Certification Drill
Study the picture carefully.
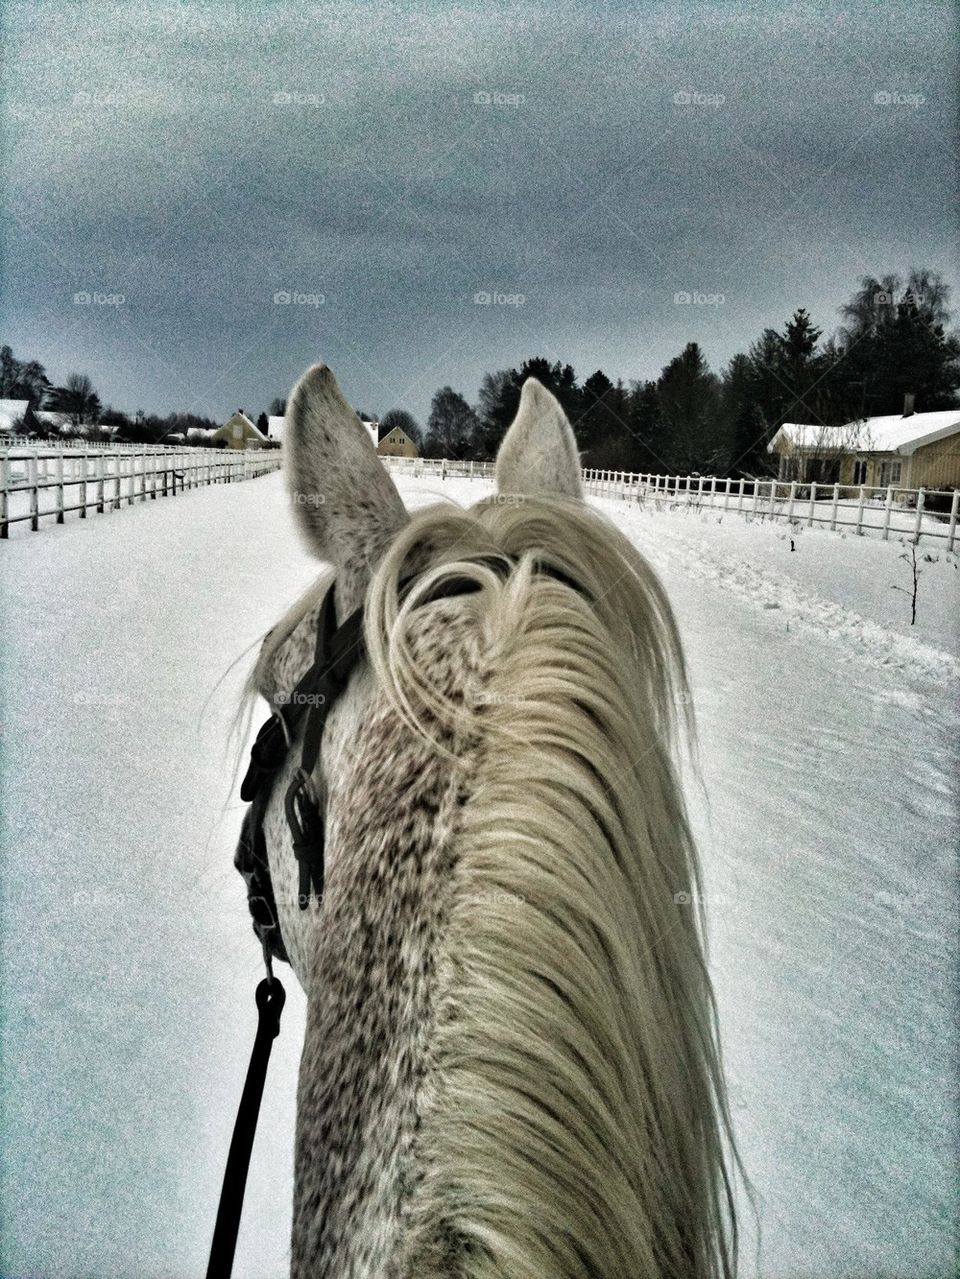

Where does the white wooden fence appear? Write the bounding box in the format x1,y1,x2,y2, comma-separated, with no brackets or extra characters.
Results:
1,445,282,536
384,457,960,551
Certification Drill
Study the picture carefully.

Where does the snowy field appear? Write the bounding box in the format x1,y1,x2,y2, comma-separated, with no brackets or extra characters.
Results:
1,469,957,1278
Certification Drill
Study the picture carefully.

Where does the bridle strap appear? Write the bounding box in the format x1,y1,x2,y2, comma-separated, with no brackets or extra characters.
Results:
284,588,367,908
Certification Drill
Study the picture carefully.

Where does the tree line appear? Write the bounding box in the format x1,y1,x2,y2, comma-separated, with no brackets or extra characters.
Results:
4,266,958,471
393,267,960,476
0,351,290,447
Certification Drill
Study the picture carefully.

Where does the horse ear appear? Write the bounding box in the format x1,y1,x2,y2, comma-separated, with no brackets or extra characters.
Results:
285,362,408,615
494,377,583,499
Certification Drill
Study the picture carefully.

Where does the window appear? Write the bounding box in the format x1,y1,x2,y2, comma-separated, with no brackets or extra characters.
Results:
852,459,867,485
878,460,901,487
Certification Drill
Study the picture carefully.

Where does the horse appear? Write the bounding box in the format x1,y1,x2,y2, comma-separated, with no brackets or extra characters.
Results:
234,362,738,1278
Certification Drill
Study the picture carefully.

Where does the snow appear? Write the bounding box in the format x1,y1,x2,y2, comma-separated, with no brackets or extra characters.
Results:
1,469,956,1278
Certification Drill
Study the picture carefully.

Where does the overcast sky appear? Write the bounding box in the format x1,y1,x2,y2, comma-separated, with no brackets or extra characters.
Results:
2,0,957,425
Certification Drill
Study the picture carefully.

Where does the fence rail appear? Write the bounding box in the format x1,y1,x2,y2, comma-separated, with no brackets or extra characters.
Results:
384,458,959,551
2,436,232,451
1,445,282,536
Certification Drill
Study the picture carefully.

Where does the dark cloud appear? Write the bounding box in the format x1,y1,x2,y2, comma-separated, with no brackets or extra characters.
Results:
2,0,956,423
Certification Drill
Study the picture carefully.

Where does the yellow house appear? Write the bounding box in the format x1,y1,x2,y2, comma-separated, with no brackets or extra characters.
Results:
213,411,268,450
377,426,419,458
769,406,960,492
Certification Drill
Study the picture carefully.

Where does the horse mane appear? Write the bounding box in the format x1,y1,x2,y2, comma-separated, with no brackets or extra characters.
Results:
363,494,740,1279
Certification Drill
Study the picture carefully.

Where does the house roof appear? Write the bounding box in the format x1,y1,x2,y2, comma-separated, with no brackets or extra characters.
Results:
770,409,960,457
0,398,29,430
215,411,267,440
379,425,413,444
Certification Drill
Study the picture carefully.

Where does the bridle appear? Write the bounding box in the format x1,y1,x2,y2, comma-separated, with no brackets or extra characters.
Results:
210,553,585,1278
235,579,364,966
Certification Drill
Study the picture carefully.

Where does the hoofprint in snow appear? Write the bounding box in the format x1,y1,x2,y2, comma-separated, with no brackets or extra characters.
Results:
0,469,956,1278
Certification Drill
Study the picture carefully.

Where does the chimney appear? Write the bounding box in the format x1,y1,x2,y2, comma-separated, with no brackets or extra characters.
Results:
902,392,915,418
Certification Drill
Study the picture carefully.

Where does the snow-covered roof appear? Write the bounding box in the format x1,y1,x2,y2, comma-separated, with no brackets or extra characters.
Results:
771,409,960,457
36,410,71,429
0,398,29,431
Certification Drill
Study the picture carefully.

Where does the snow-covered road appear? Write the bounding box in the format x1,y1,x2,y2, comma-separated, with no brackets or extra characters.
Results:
2,470,957,1278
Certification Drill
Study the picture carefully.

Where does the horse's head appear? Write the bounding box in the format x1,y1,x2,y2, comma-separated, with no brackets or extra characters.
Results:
236,361,590,991
233,362,738,1278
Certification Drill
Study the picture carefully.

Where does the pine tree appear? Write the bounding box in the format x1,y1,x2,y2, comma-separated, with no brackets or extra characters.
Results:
655,343,723,473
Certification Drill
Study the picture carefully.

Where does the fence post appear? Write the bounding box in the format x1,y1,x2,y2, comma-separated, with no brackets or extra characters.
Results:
80,452,88,517
947,488,959,553
829,483,839,531
112,452,122,510
737,478,745,512
29,453,39,531
807,481,817,527
96,455,105,514
768,480,777,517
56,452,65,523
913,489,925,544
881,485,894,540
0,453,10,537
855,484,867,536
751,479,760,516
787,481,797,522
